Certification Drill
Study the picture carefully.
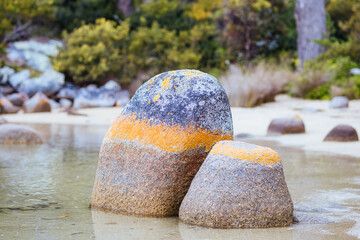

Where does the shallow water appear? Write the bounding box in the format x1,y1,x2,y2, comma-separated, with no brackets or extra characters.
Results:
0,124,359,239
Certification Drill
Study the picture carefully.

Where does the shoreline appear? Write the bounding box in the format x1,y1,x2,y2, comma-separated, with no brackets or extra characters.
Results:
2,95,360,158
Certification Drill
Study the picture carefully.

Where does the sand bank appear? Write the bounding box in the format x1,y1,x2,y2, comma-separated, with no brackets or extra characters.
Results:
3,95,360,158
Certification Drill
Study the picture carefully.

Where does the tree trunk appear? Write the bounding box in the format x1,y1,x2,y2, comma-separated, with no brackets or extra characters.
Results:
295,0,326,67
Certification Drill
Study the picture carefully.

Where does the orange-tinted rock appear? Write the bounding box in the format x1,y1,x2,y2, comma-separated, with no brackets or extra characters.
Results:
91,70,234,217
0,124,43,144
179,141,293,229
0,95,20,114
7,93,28,107
324,125,358,142
267,115,305,135
23,92,51,113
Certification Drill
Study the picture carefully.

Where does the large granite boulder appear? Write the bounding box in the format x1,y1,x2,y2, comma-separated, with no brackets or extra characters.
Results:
23,92,51,113
0,124,43,144
18,69,65,97
267,115,305,135
8,69,30,88
179,141,293,229
0,66,15,84
0,94,20,114
329,96,349,109
324,125,358,142
91,69,234,217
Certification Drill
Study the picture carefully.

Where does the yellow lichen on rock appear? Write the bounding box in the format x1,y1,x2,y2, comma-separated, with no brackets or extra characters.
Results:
210,141,281,165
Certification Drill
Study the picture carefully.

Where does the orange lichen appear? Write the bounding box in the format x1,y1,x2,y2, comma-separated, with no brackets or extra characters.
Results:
153,94,160,102
210,142,281,165
105,114,233,153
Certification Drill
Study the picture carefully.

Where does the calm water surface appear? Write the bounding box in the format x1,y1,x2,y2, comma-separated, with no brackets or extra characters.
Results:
0,124,359,239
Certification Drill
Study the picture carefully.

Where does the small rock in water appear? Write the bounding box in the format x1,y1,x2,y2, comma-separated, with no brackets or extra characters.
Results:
18,69,65,97
60,98,72,108
324,125,358,142
91,69,234,217
0,66,15,84
0,124,43,144
6,93,28,107
0,94,21,114
8,69,30,88
329,96,349,109
23,92,51,113
179,141,293,228
267,115,305,135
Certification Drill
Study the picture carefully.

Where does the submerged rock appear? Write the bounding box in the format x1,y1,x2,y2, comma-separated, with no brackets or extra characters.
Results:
91,69,234,217
0,94,20,114
23,92,51,113
0,124,43,144
324,125,358,142
179,141,293,229
18,69,65,97
0,66,15,84
329,96,349,109
267,115,305,135
6,93,28,107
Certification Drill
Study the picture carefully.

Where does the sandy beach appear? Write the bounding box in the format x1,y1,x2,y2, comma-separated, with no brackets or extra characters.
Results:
3,94,360,158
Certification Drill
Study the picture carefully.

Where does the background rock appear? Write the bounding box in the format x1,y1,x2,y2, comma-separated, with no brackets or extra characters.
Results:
267,115,305,135
23,92,51,113
0,66,15,84
0,94,20,114
0,124,43,144
179,141,293,229
6,93,28,107
329,96,349,109
324,125,358,142
9,69,30,88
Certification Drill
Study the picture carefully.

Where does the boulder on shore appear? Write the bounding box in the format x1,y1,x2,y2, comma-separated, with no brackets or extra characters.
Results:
0,94,21,114
179,141,293,229
23,92,51,113
6,93,28,107
329,96,349,109
91,69,234,217
0,124,43,144
324,125,358,142
267,115,305,135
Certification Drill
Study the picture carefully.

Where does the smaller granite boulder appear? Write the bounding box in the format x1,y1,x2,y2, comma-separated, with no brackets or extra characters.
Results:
73,87,116,108
23,92,51,113
56,85,79,100
267,115,305,135
329,96,349,109
0,124,43,144
6,93,28,107
59,98,72,108
179,141,293,229
101,80,121,92
0,66,15,84
0,85,15,95
0,95,20,114
9,69,30,88
324,125,358,142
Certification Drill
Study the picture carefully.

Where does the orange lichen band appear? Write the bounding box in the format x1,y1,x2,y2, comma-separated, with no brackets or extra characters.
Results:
210,142,281,165
105,114,233,153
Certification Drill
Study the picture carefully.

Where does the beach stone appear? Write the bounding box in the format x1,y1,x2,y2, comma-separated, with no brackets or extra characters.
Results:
102,80,121,92
6,93,28,107
23,92,51,113
59,98,72,108
0,66,15,84
8,69,30,88
73,87,116,108
56,86,78,100
329,96,349,109
91,69,233,217
0,124,41,144
0,85,15,95
267,115,305,135
324,125,358,142
0,117,7,124
49,99,60,109
0,124,42,144
179,141,293,229
0,94,20,114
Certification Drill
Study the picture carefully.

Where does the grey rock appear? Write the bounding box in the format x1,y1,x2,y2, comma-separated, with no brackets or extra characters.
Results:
324,124,358,142
59,98,72,108
0,66,15,84
329,96,349,109
0,94,20,114
179,141,293,228
0,124,43,144
115,90,130,107
6,93,28,107
102,80,121,92
267,116,305,135
18,69,64,97
9,69,30,88
73,87,116,108
350,68,360,75
0,85,15,95
23,92,51,113
49,99,60,109
56,87,78,100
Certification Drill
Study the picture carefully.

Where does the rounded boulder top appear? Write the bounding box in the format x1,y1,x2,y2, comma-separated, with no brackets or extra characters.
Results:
324,124,359,142
0,124,43,144
267,115,305,135
92,69,234,217
179,140,293,229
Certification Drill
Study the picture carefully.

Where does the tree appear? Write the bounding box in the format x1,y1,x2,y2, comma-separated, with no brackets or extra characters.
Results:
295,0,326,67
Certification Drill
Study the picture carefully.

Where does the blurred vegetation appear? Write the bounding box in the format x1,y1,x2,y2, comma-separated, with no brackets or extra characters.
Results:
1,0,360,101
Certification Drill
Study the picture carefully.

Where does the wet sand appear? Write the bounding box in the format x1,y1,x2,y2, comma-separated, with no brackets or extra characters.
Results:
3,94,360,157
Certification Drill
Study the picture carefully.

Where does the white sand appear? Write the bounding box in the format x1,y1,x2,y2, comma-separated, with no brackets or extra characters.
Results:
3,95,360,157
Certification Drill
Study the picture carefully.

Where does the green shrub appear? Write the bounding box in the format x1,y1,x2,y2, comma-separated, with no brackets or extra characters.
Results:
53,18,130,84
